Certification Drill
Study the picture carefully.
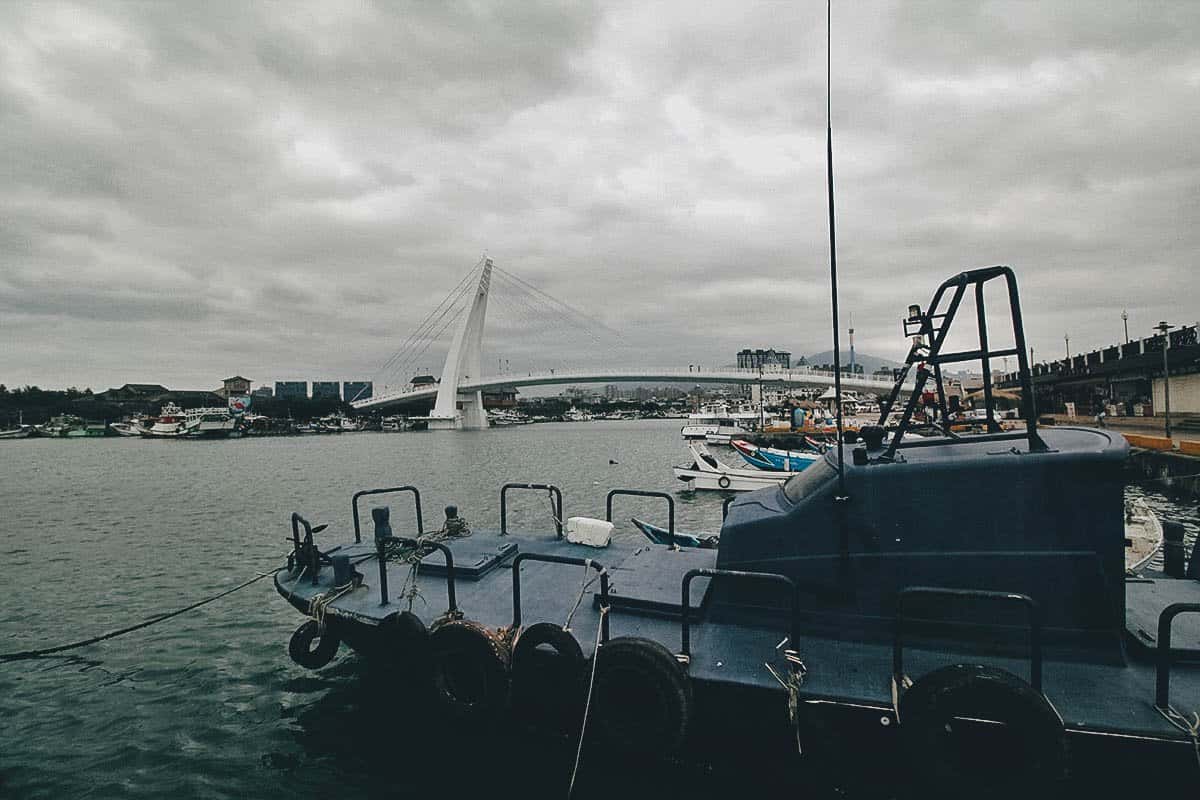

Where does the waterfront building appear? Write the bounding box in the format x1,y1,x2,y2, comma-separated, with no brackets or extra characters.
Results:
275,381,307,399
737,348,791,370
312,382,340,400
216,376,251,399
252,385,274,398
997,323,1200,417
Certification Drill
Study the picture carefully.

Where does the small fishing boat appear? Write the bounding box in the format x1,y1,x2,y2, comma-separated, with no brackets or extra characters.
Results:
139,403,190,438
672,443,797,491
108,420,142,437
730,439,822,472
630,517,718,549
1124,497,1163,573
36,415,107,437
184,407,240,438
1,412,32,439
681,403,756,441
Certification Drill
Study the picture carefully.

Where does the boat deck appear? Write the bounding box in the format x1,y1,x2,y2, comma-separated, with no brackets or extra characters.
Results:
276,527,1200,748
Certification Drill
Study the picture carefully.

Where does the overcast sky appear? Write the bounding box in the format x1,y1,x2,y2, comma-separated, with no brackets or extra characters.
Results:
2,1,1198,391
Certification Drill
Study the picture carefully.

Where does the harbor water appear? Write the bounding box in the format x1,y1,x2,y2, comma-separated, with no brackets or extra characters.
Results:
0,420,1196,798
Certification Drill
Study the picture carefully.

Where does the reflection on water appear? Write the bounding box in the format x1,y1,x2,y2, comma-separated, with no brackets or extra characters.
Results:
0,422,1196,798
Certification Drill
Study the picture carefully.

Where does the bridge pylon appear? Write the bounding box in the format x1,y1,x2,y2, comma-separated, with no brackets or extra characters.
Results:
428,258,492,430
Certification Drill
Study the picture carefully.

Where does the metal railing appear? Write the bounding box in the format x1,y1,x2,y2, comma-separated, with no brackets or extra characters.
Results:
352,486,423,543
893,586,1043,691
1154,602,1200,710
606,488,674,548
500,483,563,538
511,553,610,642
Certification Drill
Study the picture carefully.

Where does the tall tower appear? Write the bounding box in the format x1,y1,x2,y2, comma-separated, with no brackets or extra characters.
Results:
428,258,493,430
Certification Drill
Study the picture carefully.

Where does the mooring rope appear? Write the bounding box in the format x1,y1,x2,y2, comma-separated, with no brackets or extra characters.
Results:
1157,704,1200,772
568,604,608,799
765,650,807,755
562,561,602,633
0,569,280,662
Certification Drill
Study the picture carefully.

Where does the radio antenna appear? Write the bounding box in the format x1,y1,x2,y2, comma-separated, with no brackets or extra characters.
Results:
825,0,847,497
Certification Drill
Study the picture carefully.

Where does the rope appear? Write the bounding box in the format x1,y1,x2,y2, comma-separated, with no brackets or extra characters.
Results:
568,605,608,799
308,581,360,630
545,489,564,529
563,562,603,632
379,518,471,612
1158,704,1200,772
0,570,279,662
765,649,807,755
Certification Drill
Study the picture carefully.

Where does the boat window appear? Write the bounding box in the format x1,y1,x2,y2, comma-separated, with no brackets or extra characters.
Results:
782,457,836,504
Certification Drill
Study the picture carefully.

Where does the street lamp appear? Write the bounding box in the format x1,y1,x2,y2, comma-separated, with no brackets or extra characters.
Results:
1064,334,1070,363
1122,309,1129,344
1155,321,1173,439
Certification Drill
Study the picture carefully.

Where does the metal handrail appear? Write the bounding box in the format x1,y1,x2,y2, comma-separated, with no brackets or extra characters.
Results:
511,553,610,642
500,483,563,538
352,486,423,543
375,536,458,615
290,512,325,586
680,568,799,660
1154,603,1200,710
606,489,674,548
893,586,1043,691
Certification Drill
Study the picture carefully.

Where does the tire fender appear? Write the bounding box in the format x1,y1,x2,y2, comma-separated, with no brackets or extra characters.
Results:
428,619,511,716
288,620,340,669
898,664,1068,799
591,636,691,753
510,622,586,733
717,475,732,489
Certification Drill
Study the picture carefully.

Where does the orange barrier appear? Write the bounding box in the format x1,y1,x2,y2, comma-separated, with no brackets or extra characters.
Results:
1123,433,1175,451
1179,440,1200,457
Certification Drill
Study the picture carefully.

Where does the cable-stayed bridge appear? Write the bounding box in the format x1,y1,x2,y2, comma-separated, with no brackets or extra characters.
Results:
351,257,911,429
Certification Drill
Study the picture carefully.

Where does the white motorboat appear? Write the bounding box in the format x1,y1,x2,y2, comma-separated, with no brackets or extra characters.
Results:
108,420,143,437
0,426,31,439
1124,498,1163,573
672,443,798,491
139,403,190,438
681,403,756,441
184,407,240,438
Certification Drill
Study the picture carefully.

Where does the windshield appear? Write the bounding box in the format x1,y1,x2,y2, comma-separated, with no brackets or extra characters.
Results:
782,457,837,504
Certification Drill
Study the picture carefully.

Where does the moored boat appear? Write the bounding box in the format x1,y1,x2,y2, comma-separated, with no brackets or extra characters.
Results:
1124,497,1163,573
139,403,190,438
269,266,1200,794
673,443,798,491
730,439,822,472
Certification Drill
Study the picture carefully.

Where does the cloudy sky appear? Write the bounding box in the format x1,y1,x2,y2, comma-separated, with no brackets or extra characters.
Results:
2,1,1198,392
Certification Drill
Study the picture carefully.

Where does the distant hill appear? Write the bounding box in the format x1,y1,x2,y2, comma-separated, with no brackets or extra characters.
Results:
803,351,902,375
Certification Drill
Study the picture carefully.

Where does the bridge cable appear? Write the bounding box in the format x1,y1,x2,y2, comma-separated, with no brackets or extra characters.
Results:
372,259,482,378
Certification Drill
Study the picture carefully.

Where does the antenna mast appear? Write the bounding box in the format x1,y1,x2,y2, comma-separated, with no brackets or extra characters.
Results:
826,0,847,496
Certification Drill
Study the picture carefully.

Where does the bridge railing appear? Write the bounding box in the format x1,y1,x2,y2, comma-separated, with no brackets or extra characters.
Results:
356,366,906,407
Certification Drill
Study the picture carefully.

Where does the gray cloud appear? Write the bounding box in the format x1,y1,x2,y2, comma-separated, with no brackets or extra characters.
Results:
1,1,1197,392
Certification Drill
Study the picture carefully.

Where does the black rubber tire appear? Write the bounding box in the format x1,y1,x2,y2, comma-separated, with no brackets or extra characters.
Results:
510,623,586,734
717,475,731,489
898,664,1068,800
288,620,340,669
591,636,691,753
380,610,430,678
428,619,511,717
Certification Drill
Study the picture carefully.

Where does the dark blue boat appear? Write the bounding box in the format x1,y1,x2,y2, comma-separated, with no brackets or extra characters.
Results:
275,267,1200,795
